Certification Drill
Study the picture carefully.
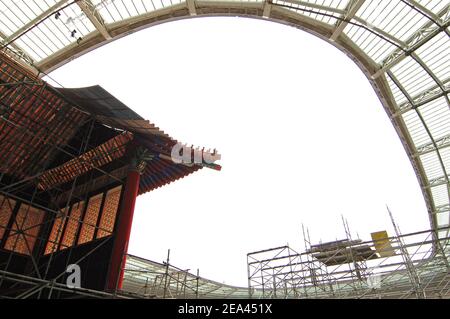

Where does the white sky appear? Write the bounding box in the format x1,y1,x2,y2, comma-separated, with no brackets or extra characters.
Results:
47,17,430,287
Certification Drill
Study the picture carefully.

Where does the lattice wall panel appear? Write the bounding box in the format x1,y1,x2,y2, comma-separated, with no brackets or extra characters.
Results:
60,201,84,250
44,210,66,255
78,194,103,245
97,186,122,239
0,195,16,240
4,204,44,255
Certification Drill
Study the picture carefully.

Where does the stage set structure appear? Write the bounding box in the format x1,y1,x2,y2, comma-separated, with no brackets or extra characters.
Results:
0,51,220,298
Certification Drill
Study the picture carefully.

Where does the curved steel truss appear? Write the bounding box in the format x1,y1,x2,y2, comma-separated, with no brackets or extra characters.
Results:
0,0,449,239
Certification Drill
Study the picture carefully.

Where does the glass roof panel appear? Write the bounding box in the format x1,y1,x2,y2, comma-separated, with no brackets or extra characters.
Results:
436,210,449,227
391,57,437,99
431,184,449,207
0,0,39,33
15,34,48,61
64,4,97,35
356,0,428,42
415,33,450,84
402,110,433,146
299,0,349,25
386,74,408,107
343,24,398,63
418,98,450,142
420,151,445,180
419,0,450,15
440,147,450,175
91,0,122,23
271,0,345,25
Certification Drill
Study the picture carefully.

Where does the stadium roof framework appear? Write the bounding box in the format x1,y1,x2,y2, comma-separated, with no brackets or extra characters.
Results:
0,0,448,242
0,0,449,300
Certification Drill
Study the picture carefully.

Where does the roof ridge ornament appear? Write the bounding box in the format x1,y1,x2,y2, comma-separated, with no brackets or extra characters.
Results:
131,147,154,174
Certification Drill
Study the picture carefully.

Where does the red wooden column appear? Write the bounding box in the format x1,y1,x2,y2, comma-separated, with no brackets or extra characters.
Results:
107,167,141,291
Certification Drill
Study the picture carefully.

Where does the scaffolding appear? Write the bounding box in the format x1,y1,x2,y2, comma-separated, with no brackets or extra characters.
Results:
247,216,450,299
121,252,252,299
118,219,450,299
0,51,218,299
0,52,124,298
121,250,201,299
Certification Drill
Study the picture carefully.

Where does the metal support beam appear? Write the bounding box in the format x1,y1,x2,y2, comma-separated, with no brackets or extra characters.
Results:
427,175,450,189
393,80,450,117
263,1,272,19
0,31,35,66
77,0,112,40
352,16,407,47
387,206,426,299
433,204,450,215
273,0,345,15
186,0,197,16
271,0,405,50
387,70,450,232
330,0,365,41
372,4,450,79
403,0,442,24
415,134,450,157
2,0,71,45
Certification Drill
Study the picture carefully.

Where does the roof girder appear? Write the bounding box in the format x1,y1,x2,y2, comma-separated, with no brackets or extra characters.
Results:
76,0,112,40
330,0,365,41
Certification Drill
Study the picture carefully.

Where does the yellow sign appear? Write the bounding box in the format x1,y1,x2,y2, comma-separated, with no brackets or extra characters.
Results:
371,231,395,257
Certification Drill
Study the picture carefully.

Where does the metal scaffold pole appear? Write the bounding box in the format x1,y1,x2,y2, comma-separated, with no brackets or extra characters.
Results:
196,269,199,299
163,249,170,299
387,206,426,299
247,215,450,299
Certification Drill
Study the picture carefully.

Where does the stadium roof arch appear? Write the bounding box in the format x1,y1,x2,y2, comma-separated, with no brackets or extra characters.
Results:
0,0,449,239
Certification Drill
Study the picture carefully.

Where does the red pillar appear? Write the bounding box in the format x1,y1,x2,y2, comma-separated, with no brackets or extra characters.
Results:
107,168,140,291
